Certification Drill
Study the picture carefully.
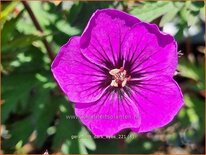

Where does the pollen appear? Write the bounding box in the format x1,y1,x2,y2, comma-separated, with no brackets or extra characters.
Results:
109,67,131,87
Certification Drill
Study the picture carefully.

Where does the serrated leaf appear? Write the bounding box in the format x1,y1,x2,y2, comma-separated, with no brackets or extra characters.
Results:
2,45,47,123
52,98,81,152
2,72,38,122
3,117,34,151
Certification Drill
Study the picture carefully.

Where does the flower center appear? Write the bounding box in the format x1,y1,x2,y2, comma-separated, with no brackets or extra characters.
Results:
109,67,131,87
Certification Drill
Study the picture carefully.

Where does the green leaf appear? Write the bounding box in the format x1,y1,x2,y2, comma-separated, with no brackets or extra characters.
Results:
130,2,175,22
89,140,119,154
158,2,185,27
67,2,83,25
52,97,97,154
1,1,18,23
187,11,199,27
60,126,96,154
16,2,57,35
2,72,38,123
179,58,204,85
1,11,24,45
2,45,47,123
159,6,179,27
52,98,81,152
175,22,186,42
32,88,59,148
182,94,205,143
56,20,80,36
2,33,49,53
3,117,34,151
179,1,203,27
190,1,204,11
79,127,96,151
127,139,164,154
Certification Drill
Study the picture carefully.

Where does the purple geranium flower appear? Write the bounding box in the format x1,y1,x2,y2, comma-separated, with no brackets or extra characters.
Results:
51,9,184,136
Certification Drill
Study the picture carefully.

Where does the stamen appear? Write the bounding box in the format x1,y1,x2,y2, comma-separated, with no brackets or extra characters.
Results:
109,67,130,88
109,69,120,76
119,67,124,72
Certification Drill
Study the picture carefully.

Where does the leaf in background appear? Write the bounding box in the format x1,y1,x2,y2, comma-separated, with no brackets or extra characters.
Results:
55,113,96,154
178,58,205,90
2,45,47,122
32,88,59,148
2,61,58,153
179,94,205,144
191,1,204,9
127,139,164,154
159,5,179,27
177,107,190,130
130,2,174,22
180,1,204,27
1,10,24,45
1,1,18,23
78,127,96,152
2,117,34,152
67,1,113,29
89,140,119,154
16,2,57,35
52,99,96,154
174,22,186,42
2,33,50,53
66,1,83,25
56,20,80,36
187,11,199,27
2,72,39,123
191,95,205,142
179,60,199,81
159,9,178,27
52,98,81,153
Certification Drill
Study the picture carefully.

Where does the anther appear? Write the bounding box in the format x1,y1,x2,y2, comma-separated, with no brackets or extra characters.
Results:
109,67,130,88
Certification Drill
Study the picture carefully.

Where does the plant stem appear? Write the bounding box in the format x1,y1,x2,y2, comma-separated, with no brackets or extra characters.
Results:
22,1,54,61
22,1,63,95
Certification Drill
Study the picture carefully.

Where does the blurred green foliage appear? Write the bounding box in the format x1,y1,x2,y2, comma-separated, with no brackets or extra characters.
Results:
1,1,205,154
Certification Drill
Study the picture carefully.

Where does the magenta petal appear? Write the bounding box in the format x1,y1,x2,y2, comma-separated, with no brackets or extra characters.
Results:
122,22,177,77
80,9,140,68
75,91,141,136
128,76,184,132
51,37,108,103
